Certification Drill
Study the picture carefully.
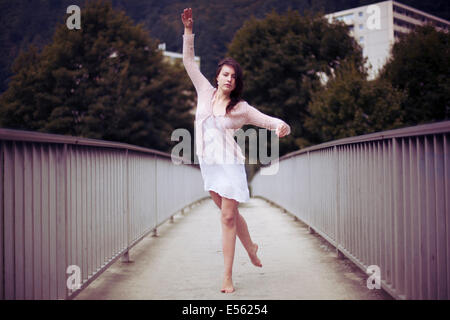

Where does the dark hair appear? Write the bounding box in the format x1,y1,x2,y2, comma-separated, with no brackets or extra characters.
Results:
214,57,244,113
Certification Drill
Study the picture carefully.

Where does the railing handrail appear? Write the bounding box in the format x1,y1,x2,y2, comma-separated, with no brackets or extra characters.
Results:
279,120,450,161
0,127,191,164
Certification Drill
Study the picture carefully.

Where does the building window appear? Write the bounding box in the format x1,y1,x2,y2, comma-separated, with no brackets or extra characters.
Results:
393,3,449,30
358,11,363,17
359,36,364,43
335,13,354,23
394,17,416,30
359,24,363,30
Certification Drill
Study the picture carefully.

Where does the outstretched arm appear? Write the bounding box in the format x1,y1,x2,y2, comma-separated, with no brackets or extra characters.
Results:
181,8,212,93
245,102,291,138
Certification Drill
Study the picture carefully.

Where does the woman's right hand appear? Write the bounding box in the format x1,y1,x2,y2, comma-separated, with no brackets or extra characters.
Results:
181,8,194,30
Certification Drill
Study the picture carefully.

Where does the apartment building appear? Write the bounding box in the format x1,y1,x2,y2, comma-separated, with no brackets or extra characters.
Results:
325,1,449,78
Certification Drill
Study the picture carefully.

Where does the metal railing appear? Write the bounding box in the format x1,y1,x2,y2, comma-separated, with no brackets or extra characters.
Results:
0,128,207,300
251,120,450,300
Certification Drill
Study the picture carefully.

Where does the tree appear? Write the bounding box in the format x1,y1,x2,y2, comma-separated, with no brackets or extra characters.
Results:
2,0,448,94
227,9,364,153
0,0,194,153
305,59,405,142
379,25,450,125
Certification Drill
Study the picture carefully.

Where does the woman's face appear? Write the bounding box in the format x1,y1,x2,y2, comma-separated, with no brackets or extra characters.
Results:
216,65,236,94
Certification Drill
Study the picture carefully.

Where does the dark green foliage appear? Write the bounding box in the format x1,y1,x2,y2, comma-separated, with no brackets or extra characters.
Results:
306,60,405,142
379,25,450,125
0,0,194,152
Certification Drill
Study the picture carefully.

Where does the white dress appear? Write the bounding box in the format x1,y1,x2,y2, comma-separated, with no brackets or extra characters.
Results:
199,114,250,203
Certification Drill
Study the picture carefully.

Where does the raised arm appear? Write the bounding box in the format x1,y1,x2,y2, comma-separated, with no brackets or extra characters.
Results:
181,8,212,93
245,102,291,138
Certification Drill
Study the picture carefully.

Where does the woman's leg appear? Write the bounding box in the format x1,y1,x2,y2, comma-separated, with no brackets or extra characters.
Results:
209,191,262,268
220,196,239,293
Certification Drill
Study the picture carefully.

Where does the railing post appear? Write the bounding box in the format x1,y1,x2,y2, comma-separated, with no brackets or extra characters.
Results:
334,145,341,259
307,151,311,225
121,251,130,263
0,142,3,300
122,149,131,263
154,154,158,229
392,137,405,297
56,144,68,299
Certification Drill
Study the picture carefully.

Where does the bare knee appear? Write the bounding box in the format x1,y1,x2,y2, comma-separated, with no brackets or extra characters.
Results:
221,209,236,228
221,197,238,227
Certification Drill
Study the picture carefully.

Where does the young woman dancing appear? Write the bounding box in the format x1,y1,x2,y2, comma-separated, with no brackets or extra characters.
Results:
181,8,291,293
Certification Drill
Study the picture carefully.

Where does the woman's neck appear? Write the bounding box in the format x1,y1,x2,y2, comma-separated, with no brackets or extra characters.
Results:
215,88,230,103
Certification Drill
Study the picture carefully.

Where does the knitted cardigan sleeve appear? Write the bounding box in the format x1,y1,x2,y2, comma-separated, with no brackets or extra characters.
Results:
182,34,212,93
245,102,286,131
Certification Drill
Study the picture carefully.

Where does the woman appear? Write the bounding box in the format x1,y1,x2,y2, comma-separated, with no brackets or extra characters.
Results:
181,8,291,293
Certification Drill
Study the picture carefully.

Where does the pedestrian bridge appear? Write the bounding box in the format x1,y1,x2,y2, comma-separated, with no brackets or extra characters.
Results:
0,120,449,300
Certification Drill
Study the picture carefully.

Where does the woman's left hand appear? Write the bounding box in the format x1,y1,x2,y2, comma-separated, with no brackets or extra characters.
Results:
275,122,291,138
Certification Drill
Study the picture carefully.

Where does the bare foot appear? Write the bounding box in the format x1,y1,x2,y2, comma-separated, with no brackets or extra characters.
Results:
221,276,235,293
248,243,262,267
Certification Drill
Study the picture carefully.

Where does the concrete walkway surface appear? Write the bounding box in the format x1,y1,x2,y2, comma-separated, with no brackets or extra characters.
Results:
75,197,392,300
